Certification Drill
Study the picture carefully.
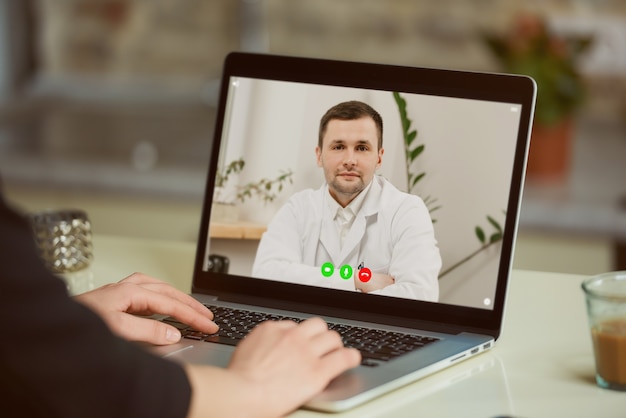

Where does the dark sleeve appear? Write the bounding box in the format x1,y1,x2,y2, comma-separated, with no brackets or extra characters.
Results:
0,194,192,418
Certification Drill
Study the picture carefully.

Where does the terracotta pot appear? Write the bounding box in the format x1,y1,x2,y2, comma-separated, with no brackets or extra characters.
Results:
526,118,573,181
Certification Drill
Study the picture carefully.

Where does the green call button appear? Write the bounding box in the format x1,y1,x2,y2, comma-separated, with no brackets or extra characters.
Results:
321,262,334,277
339,264,353,280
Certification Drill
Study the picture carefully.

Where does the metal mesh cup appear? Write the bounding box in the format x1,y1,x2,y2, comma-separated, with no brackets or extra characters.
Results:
30,209,93,274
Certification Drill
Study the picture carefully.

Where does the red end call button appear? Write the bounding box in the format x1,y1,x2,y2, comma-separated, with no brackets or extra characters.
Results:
358,267,372,283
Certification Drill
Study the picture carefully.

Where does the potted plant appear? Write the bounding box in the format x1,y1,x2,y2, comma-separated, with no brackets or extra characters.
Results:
483,12,593,180
212,158,293,223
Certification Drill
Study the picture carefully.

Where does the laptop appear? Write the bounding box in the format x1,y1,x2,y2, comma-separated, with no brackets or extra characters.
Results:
153,52,536,412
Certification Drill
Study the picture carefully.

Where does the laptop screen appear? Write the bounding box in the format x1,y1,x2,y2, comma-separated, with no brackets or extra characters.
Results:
193,53,534,333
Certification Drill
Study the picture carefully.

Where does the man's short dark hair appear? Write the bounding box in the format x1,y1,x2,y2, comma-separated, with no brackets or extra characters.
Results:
318,101,383,149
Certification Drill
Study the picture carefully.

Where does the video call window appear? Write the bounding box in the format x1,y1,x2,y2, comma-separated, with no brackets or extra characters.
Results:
204,76,522,311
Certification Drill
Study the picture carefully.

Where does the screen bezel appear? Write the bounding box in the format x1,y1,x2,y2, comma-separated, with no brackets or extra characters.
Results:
192,52,535,339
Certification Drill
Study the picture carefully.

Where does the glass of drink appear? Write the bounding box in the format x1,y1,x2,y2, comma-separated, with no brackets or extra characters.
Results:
582,271,626,391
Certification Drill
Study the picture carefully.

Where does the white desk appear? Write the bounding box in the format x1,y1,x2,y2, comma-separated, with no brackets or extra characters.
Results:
82,234,626,418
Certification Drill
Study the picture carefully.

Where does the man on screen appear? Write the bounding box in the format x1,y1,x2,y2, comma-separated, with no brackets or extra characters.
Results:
253,100,441,301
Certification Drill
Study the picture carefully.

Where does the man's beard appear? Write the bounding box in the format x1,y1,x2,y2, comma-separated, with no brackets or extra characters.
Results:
330,174,365,199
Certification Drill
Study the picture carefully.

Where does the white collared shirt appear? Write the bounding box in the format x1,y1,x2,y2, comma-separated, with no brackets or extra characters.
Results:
327,181,372,249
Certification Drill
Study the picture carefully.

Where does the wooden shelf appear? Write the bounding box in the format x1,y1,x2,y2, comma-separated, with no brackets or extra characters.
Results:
209,221,266,240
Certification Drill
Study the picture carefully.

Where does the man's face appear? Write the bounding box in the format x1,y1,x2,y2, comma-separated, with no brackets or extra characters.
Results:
316,117,384,207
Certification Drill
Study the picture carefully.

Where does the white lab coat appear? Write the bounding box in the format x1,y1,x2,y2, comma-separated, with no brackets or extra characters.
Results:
252,175,441,301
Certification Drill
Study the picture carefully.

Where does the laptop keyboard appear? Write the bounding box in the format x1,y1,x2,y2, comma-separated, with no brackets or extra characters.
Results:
162,305,439,367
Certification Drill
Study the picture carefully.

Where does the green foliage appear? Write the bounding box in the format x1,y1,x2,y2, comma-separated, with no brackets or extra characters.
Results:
440,214,506,278
393,92,440,218
237,169,294,204
214,158,293,204
215,158,245,188
393,92,426,192
475,215,504,245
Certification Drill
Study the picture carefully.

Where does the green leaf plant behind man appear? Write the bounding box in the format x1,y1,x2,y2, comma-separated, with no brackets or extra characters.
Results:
393,92,505,279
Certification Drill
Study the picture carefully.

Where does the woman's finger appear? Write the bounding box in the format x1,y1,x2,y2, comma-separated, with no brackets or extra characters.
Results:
130,281,214,319
123,287,219,335
108,313,184,345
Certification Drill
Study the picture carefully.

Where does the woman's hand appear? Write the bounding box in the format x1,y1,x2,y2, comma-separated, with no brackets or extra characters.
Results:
185,317,361,418
75,272,218,345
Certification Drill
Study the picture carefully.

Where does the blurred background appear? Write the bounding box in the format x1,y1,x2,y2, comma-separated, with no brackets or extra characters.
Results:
0,0,624,275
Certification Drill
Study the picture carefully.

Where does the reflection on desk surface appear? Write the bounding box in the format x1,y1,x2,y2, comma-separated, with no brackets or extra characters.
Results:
294,354,511,418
